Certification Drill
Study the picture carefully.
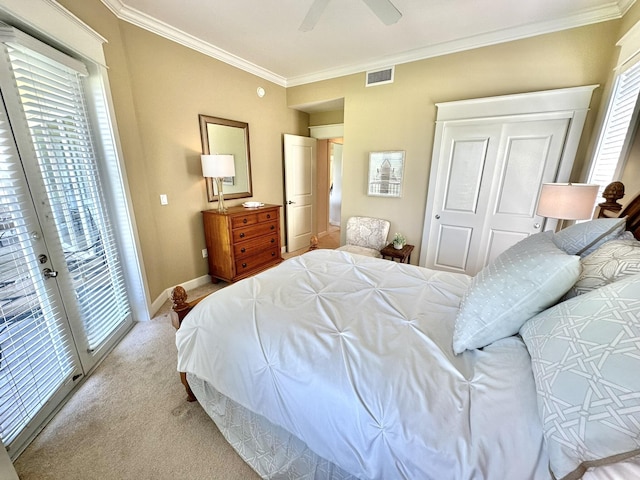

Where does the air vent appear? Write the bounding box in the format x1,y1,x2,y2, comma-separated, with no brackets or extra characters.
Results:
366,67,394,87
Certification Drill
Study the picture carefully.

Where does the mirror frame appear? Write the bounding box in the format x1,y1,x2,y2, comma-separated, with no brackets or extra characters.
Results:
199,114,253,202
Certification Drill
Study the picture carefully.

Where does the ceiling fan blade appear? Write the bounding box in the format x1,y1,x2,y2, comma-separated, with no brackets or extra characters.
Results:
299,0,331,32
361,0,402,26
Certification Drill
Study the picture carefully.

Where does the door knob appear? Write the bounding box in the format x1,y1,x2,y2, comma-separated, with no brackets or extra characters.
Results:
287,200,296,205
435,214,441,219
43,268,58,279
533,223,541,229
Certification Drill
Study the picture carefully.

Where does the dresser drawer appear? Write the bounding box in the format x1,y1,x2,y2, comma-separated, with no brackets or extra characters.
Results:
235,246,280,275
234,234,279,258
258,210,277,223
231,212,258,229
233,220,278,243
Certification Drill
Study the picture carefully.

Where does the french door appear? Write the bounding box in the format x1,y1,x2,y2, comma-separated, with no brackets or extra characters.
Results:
0,39,132,457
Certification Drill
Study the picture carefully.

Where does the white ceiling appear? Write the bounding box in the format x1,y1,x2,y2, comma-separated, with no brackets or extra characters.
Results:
101,0,634,88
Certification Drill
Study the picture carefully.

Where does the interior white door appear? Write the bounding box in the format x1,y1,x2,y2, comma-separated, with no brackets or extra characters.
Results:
284,134,317,252
424,118,570,275
478,119,570,269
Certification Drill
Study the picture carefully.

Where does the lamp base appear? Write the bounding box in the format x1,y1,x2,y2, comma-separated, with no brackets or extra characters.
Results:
214,177,227,213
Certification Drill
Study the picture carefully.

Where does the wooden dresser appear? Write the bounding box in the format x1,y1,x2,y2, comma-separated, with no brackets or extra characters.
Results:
202,204,282,283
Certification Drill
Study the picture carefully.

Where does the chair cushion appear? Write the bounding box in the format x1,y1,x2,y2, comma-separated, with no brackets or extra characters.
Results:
335,245,383,258
345,217,390,251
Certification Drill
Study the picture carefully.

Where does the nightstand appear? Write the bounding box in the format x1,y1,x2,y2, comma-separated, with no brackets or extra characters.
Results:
380,244,414,264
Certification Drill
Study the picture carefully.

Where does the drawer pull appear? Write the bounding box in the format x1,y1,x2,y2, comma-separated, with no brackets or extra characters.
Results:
243,219,248,224
242,262,247,268
271,252,275,257
266,214,271,219
240,233,245,238
270,238,275,243
241,247,246,253
270,225,274,230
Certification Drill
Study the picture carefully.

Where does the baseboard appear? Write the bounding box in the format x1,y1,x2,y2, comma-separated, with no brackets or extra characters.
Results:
150,274,212,317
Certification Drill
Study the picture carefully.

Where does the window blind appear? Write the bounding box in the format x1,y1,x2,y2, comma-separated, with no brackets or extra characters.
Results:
0,92,76,446
588,61,640,193
6,43,131,350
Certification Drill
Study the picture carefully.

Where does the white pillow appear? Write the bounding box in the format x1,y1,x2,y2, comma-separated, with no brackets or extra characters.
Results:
564,236,640,299
452,231,580,354
520,273,640,480
552,217,626,257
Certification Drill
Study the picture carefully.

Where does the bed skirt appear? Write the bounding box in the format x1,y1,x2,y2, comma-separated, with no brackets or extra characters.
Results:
188,373,357,479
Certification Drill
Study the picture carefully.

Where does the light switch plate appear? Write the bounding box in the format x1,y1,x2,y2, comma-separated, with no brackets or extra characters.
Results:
160,194,168,205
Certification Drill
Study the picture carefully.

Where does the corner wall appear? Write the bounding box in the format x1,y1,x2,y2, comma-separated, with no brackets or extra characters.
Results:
288,21,620,262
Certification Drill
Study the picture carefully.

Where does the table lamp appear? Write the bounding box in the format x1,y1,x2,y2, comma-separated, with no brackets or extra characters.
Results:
201,154,235,212
536,183,600,228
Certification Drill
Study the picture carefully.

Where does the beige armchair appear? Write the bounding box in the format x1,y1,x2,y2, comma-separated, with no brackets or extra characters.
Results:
336,216,390,258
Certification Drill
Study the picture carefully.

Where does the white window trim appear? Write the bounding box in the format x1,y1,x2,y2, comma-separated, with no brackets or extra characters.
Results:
0,0,151,322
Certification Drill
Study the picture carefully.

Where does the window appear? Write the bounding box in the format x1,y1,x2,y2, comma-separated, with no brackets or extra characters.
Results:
0,16,143,458
587,61,640,191
587,20,640,195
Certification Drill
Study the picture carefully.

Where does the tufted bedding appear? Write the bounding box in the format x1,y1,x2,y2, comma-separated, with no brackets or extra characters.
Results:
176,249,550,479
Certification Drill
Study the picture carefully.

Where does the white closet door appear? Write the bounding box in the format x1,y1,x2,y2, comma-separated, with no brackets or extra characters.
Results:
477,118,570,270
420,86,597,275
423,123,503,273
424,118,569,275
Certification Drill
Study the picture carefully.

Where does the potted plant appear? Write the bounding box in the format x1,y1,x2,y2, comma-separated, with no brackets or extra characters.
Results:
393,232,406,250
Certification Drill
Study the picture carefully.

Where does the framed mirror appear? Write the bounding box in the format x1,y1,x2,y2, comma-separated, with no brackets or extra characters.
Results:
199,114,253,202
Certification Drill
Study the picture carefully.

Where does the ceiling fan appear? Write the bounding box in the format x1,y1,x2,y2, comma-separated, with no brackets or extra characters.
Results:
299,0,402,32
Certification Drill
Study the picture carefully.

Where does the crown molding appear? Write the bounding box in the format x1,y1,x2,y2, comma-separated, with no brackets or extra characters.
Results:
101,0,630,88
0,0,107,64
286,2,628,86
100,0,286,86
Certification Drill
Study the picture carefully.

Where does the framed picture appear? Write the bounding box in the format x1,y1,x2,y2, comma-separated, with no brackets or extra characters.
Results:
367,151,405,197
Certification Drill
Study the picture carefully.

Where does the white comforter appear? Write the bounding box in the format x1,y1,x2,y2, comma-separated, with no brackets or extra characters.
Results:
176,250,549,479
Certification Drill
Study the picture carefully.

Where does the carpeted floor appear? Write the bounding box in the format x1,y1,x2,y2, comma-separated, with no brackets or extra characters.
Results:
13,282,260,480
13,237,343,480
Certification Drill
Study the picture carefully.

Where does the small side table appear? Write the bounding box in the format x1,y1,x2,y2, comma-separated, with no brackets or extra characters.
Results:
380,244,414,264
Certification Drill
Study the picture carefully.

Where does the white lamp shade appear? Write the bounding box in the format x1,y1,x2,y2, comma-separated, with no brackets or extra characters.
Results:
536,183,599,220
201,154,235,178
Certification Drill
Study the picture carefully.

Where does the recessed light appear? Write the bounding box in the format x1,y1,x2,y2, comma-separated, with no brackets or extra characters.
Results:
257,87,265,98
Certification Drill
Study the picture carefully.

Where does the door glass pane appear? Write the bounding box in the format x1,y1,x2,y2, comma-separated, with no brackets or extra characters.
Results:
0,94,76,448
7,44,131,351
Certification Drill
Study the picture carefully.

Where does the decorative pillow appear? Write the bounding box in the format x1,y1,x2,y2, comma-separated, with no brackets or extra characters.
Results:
452,231,580,354
520,273,640,480
564,237,640,299
552,217,626,257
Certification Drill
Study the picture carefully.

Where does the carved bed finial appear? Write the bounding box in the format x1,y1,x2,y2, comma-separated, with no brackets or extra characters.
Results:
599,181,625,212
309,235,319,251
171,285,188,311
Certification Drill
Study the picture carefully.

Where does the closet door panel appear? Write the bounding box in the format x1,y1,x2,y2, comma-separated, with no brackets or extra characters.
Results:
425,123,502,273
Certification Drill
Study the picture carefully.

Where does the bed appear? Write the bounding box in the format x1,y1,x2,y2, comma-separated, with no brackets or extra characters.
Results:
173,182,640,480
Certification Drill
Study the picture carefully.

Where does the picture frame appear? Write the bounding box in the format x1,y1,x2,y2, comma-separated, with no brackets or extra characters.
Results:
367,151,405,197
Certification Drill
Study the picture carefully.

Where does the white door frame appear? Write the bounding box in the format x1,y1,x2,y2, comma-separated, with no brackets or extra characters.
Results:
419,85,598,268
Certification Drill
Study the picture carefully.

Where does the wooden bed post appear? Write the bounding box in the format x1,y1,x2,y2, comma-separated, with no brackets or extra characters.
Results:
170,286,202,402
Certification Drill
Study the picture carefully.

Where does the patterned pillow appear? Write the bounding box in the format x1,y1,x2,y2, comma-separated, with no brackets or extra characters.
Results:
520,273,640,480
552,217,626,257
564,237,640,299
452,231,580,354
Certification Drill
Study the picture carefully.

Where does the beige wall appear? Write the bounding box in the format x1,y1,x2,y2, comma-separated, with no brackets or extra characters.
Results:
51,0,640,301
288,21,622,262
58,0,307,301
